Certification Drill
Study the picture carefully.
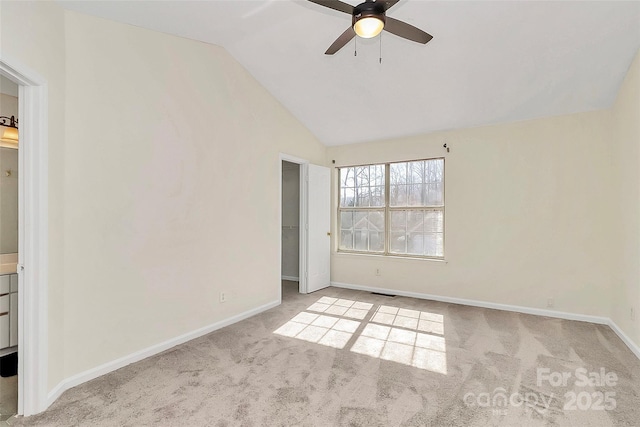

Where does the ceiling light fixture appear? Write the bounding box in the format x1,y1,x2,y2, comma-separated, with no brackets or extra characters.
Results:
0,116,19,144
352,2,385,39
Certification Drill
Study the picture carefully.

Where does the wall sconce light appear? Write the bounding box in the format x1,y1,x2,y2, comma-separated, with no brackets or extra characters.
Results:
0,116,19,144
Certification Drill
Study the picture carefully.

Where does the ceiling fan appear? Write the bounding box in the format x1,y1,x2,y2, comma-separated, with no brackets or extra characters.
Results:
307,0,433,55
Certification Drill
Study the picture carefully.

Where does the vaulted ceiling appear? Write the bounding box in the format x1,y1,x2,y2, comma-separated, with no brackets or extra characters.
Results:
59,1,640,146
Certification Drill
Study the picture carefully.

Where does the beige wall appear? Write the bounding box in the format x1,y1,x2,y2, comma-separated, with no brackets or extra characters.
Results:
611,50,640,347
0,146,18,254
1,0,67,390
0,94,19,253
0,93,17,116
328,110,614,317
62,11,326,377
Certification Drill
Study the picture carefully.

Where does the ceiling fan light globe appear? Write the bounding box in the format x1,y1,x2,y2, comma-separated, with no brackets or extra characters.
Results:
354,16,384,38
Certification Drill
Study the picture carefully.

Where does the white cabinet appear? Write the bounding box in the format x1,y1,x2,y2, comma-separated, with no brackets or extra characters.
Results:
10,274,17,292
0,294,9,349
0,275,10,294
9,293,17,347
0,314,8,349
0,273,17,351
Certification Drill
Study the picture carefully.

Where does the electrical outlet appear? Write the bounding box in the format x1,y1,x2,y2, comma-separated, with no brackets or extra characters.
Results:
547,298,554,309
220,292,227,303
375,268,381,276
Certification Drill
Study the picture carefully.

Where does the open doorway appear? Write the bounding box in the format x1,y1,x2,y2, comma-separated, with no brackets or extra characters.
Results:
0,74,20,422
279,155,331,300
0,58,49,417
281,160,302,299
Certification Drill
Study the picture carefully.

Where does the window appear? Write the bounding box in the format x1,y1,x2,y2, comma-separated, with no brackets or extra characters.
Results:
338,158,444,258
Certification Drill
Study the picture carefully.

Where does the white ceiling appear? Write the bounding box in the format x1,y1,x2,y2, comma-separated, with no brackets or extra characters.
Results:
59,1,640,146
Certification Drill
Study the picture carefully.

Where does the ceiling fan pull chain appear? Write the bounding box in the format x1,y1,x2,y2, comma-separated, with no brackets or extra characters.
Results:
354,36,357,56
379,32,383,64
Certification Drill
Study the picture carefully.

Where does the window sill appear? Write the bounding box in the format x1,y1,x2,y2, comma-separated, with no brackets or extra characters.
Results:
333,251,448,264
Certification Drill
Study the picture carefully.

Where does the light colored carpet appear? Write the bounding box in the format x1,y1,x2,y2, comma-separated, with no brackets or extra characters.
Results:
13,282,640,426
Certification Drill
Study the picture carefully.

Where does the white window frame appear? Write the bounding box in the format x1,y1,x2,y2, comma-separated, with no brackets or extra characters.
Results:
337,158,445,260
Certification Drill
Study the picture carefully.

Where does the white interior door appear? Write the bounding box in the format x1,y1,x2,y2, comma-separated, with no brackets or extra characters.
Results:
306,164,331,293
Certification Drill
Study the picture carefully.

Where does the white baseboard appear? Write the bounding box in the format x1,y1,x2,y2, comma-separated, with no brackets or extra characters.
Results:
47,299,280,407
331,281,610,324
281,275,299,282
607,319,640,359
331,281,640,359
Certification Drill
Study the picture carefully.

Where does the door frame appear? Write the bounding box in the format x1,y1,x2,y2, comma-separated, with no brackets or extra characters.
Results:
0,57,49,416
279,153,309,300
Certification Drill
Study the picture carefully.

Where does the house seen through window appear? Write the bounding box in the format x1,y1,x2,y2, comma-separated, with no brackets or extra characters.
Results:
338,158,444,258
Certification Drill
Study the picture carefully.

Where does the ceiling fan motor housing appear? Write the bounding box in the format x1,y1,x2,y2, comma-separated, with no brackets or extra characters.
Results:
352,1,386,28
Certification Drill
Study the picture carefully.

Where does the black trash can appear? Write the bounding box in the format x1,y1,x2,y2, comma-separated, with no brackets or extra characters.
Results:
0,352,18,377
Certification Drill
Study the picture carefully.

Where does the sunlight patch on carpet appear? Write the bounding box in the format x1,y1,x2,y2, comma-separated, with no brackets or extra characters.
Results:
274,312,360,349
274,298,447,374
306,296,373,320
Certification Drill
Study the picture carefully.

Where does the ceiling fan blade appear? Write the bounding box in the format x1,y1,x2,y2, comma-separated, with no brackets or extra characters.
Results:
307,0,354,15
384,16,433,44
378,0,400,11
325,26,356,55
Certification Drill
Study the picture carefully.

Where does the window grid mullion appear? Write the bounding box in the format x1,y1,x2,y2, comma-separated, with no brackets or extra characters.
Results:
339,207,385,211
388,207,444,211
384,163,390,256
